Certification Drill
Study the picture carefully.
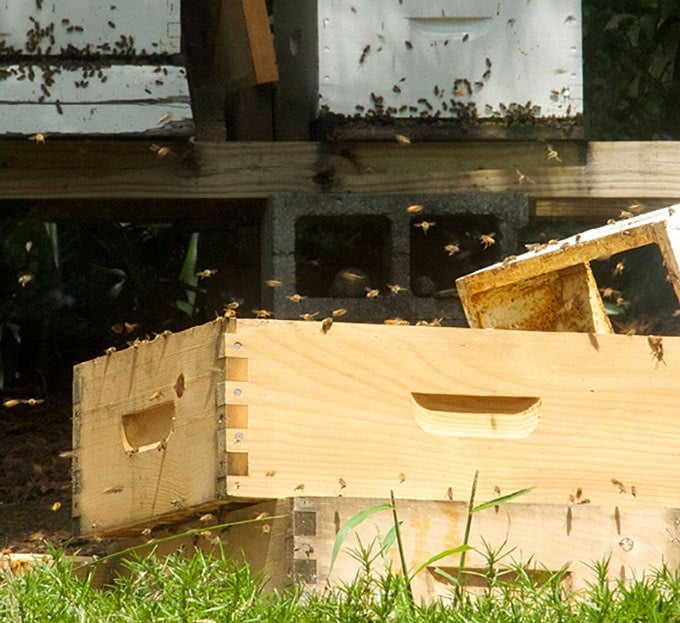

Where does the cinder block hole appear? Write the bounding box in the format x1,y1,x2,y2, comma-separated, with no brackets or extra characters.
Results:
295,215,391,296
121,402,175,454
227,451,249,476
590,243,679,334
409,213,501,296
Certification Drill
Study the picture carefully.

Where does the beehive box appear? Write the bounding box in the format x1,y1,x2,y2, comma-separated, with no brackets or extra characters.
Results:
274,0,582,138
73,316,680,537
0,0,192,136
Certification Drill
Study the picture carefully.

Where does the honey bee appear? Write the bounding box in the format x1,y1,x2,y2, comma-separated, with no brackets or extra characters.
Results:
149,144,173,158
341,270,363,283
611,478,626,494
141,527,152,536
444,243,460,256
404,40,412,49
264,278,283,288
332,308,347,318
287,293,307,304
196,268,218,279
414,220,436,234
157,112,172,124
265,470,276,477
321,317,333,333
566,506,573,535
453,88,466,97
18,273,33,287
339,477,347,489
223,308,237,318
29,132,46,145
102,485,124,495
406,204,424,213
4,398,44,407
225,301,240,310
384,318,409,325
553,67,568,75
446,486,453,501
365,288,380,299
547,144,562,162
51,501,62,512
631,485,637,497
359,44,370,63
294,483,305,492
462,33,469,42
300,311,319,321
612,261,625,276
628,202,644,213
149,390,163,401
398,472,406,483
479,232,496,249
648,335,665,366
515,167,535,185
252,309,273,318
614,505,621,534
104,346,117,356
387,283,407,294
174,373,185,398
395,134,411,145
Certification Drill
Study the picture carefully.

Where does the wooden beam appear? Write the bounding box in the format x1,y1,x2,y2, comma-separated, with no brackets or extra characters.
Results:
2,141,680,219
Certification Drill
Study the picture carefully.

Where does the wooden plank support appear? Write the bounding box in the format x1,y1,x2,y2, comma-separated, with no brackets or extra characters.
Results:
2,141,680,219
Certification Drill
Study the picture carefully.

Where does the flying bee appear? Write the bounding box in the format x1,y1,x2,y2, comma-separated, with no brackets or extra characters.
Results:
395,134,410,145
444,243,460,256
264,278,283,288
157,112,172,124
599,287,620,300
515,167,535,185
339,477,347,489
18,273,33,287
547,143,562,162
149,390,163,401
480,232,496,249
446,487,453,501
406,204,423,213
341,270,363,283
365,288,380,299
300,311,319,321
611,478,626,494
387,283,407,294
332,308,347,318
398,472,406,483
619,210,633,219
462,33,469,42
392,84,401,93
225,301,240,310
287,293,307,304
321,317,333,333
149,144,173,158
612,261,625,276
648,335,665,366
29,132,46,145
553,67,568,74
414,220,435,234
628,202,644,213
196,268,218,279
294,483,305,492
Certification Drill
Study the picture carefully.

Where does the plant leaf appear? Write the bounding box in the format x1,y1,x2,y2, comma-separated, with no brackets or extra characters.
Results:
472,488,533,514
410,545,472,580
329,503,392,573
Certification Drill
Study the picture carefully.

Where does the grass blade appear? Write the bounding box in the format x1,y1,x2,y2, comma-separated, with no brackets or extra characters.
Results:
409,545,472,581
329,503,392,572
472,488,533,514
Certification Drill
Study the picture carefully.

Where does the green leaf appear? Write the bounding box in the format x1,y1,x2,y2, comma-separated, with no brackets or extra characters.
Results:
177,232,199,316
471,488,533,514
380,523,399,556
409,545,473,581
329,503,392,573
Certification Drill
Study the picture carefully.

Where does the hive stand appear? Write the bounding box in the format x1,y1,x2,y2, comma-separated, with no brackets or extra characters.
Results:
263,192,529,325
456,205,680,332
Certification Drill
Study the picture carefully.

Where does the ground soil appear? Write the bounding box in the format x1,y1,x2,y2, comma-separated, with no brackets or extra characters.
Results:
0,388,89,555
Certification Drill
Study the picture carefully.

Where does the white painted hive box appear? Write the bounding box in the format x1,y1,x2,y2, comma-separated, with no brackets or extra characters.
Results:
0,0,192,136
275,0,582,122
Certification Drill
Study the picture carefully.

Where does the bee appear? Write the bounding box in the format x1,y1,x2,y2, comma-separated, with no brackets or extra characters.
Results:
462,33,469,42
404,40,412,49
264,278,283,288
392,84,401,93
384,318,409,325
631,485,637,497
446,486,453,501
453,88,466,97
566,506,573,535
648,335,665,366
105,346,117,356
332,308,347,318
599,287,620,300
482,69,492,80
434,85,439,96
4,398,44,407
365,288,380,299
553,67,568,75
612,261,625,276
150,144,172,158
387,283,407,294
252,309,273,318
225,301,240,310
359,44,370,63
18,273,33,287
196,268,218,279
294,483,305,492
565,15,576,23
108,20,116,28
321,317,333,333
398,472,406,483
524,242,545,252
611,478,626,494
547,144,562,162
141,527,152,536
102,485,124,495
287,293,307,304
515,167,535,185
341,270,363,283
486,57,492,69
628,202,644,213
339,477,347,489
480,233,496,249
51,501,62,512
300,311,319,321
406,204,423,213
29,132,46,145
619,210,633,219
414,220,435,234
156,112,172,125
614,505,621,534
149,390,163,401
444,243,460,256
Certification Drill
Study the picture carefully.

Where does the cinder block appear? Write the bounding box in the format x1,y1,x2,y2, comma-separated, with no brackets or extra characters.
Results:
263,193,530,325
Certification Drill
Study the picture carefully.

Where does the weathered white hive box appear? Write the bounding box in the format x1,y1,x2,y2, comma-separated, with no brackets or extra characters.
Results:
275,0,581,129
73,316,680,537
456,206,680,332
0,0,192,136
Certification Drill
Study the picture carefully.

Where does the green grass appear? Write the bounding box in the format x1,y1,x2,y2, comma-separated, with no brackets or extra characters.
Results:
3,542,680,622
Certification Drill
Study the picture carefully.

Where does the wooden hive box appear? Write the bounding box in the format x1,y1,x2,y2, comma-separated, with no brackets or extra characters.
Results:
73,316,680,539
